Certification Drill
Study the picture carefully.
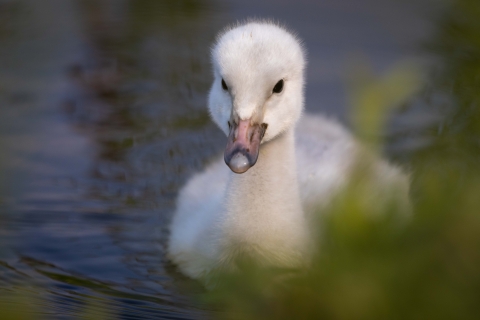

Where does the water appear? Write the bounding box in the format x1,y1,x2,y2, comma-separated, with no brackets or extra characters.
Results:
0,0,437,318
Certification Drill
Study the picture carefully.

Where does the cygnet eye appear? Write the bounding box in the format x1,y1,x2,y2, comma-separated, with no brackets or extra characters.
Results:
221,78,228,91
272,79,284,93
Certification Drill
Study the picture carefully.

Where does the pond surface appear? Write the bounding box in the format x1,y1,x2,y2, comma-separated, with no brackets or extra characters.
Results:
0,0,436,318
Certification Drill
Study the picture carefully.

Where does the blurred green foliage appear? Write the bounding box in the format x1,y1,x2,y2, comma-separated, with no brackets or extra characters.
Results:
205,169,480,320
414,0,480,172
0,288,41,320
0,287,114,320
349,61,421,151
203,1,480,319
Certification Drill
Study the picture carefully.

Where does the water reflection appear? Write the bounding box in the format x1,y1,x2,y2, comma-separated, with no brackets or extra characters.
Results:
0,0,220,318
66,0,225,206
65,0,226,317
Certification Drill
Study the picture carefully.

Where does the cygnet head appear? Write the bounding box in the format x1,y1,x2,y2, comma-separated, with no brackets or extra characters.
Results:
208,21,306,173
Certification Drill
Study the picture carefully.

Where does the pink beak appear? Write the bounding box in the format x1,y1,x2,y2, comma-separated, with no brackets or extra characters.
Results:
224,119,267,174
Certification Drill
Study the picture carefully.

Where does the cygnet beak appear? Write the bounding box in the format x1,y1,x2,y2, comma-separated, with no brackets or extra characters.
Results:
224,119,267,174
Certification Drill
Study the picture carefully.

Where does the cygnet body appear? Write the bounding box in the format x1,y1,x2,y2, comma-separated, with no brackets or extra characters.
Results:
167,21,408,284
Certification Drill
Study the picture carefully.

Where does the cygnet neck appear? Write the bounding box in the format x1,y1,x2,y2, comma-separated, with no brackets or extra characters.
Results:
223,128,307,259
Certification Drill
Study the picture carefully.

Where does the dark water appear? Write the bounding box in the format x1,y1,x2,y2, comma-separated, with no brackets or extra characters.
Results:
0,0,437,318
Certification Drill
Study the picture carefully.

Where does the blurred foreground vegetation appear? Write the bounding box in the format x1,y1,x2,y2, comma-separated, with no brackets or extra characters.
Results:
204,0,480,319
